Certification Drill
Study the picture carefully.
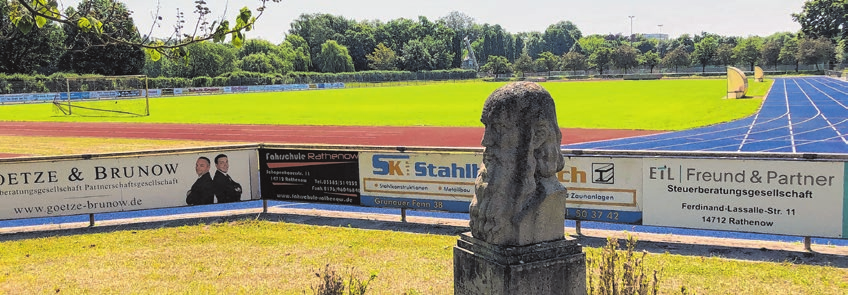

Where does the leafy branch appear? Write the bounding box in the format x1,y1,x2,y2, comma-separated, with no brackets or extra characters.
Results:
6,0,282,60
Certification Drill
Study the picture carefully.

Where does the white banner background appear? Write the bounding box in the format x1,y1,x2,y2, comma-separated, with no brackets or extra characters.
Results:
643,158,844,237
0,149,257,220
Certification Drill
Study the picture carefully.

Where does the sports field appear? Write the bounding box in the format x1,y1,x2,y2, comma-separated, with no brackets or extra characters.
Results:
1,79,767,131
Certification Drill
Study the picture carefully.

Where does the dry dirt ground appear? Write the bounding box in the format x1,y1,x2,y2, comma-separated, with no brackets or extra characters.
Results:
2,207,846,268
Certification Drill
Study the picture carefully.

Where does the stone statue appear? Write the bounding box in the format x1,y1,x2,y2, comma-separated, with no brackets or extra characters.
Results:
469,81,568,246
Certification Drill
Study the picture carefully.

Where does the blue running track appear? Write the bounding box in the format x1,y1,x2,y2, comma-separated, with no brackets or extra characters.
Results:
563,76,848,153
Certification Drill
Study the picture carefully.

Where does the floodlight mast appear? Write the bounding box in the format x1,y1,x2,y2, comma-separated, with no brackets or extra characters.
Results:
464,36,479,72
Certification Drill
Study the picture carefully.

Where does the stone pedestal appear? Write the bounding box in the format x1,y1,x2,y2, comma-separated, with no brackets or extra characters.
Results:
454,232,586,295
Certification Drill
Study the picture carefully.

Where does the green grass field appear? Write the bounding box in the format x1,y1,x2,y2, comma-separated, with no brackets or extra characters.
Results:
1,79,769,131
1,219,845,294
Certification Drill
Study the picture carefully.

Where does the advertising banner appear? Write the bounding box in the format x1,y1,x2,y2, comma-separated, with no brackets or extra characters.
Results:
562,156,644,224
59,92,91,100
643,158,845,238
148,89,162,97
117,90,142,98
188,87,223,94
0,149,258,220
258,148,360,205
31,93,59,101
359,152,481,212
0,94,30,103
90,91,118,99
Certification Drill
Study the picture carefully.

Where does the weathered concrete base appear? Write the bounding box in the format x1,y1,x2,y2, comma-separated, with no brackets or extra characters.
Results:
454,232,586,295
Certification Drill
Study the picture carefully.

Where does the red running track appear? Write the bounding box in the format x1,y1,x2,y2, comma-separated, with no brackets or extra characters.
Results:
0,121,663,149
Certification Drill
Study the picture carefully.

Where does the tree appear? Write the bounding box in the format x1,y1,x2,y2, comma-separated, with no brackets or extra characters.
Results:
283,34,311,72
588,47,612,75
713,43,735,66
779,37,800,71
238,39,281,58
797,37,836,70
641,51,660,73
691,36,718,72
792,0,848,40
662,46,690,72
400,39,434,72
422,34,455,70
58,0,144,75
734,37,763,71
343,23,376,71
611,45,639,74
167,41,236,77
289,13,354,71
366,43,398,70
5,0,280,60
316,40,354,73
542,21,581,56
236,52,291,74
761,39,782,69
535,51,558,76
577,35,607,57
523,32,546,59
560,51,588,74
439,11,475,68
481,55,511,78
512,53,534,77
0,0,65,74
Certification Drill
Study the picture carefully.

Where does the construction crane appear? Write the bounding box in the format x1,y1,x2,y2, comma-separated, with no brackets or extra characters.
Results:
462,36,479,71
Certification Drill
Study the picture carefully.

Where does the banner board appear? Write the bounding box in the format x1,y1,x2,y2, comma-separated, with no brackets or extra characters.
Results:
0,94,29,103
643,158,845,238
0,149,258,220
258,148,360,205
359,152,480,212
562,156,644,224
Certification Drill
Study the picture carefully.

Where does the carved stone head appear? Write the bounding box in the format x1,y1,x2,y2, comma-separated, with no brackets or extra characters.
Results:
470,81,567,246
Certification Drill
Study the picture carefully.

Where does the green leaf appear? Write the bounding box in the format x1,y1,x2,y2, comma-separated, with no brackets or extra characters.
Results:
232,31,243,48
212,20,229,43
236,7,251,27
77,17,91,32
35,16,46,28
91,18,103,35
145,48,162,62
16,17,33,34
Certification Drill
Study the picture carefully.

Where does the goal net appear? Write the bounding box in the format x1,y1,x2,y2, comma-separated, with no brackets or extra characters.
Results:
53,75,150,116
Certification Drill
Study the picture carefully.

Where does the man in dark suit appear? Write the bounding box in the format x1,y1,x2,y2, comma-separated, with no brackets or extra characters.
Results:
186,156,215,205
212,154,242,203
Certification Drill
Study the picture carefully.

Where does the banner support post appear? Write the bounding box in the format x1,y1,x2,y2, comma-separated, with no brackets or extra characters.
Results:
575,220,582,236
804,237,812,252
262,199,268,213
88,214,95,227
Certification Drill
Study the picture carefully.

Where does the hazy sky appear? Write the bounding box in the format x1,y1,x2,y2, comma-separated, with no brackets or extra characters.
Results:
100,0,806,43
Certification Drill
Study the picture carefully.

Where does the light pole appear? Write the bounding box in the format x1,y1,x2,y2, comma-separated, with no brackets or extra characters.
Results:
628,15,635,46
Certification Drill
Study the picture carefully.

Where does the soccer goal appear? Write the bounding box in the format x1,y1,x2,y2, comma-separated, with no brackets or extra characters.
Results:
52,75,150,116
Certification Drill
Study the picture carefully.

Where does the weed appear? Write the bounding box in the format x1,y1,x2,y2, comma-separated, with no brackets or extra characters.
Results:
308,263,377,295
587,235,662,295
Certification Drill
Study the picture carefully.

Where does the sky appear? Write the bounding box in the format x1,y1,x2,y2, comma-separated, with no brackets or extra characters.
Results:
85,0,807,44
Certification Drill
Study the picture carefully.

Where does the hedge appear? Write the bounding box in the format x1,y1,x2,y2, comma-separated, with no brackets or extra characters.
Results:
0,69,478,94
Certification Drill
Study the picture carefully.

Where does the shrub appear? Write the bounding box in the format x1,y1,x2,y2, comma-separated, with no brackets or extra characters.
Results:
587,236,661,295
308,264,377,295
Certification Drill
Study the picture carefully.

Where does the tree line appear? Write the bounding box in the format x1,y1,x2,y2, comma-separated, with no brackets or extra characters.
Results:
1,0,845,79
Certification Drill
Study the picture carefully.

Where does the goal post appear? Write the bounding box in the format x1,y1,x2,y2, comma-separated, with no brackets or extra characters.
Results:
53,75,150,116
726,66,748,99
